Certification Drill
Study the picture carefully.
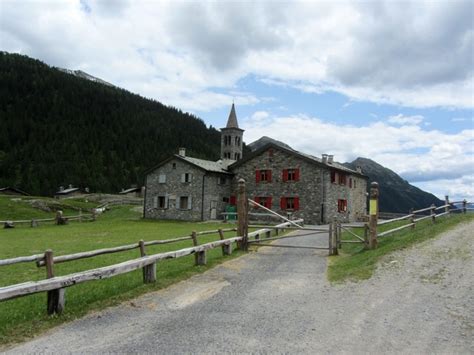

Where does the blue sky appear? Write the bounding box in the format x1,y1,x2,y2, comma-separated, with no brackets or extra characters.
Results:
1,0,473,201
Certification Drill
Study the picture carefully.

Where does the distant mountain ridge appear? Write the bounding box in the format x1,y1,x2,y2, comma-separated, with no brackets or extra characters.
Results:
344,158,444,213
57,68,115,87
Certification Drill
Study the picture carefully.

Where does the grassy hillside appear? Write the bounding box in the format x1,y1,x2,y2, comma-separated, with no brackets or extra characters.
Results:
0,197,241,346
0,52,222,196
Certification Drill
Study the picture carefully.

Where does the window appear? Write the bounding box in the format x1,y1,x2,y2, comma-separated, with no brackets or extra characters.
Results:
254,196,272,209
177,196,192,210
283,168,300,182
349,178,352,188
280,197,300,210
234,153,240,160
224,135,232,146
338,173,346,185
223,197,230,203
255,169,272,183
353,179,357,188
172,163,176,169
181,173,192,183
331,171,337,183
153,195,168,209
218,176,227,185
338,199,347,212
229,195,236,206
224,152,231,159
159,174,166,183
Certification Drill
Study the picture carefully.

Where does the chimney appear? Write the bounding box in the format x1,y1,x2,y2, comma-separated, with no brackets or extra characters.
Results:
178,148,186,157
322,154,328,164
85,187,90,193
356,166,362,174
69,184,73,189
59,186,64,192
328,155,334,164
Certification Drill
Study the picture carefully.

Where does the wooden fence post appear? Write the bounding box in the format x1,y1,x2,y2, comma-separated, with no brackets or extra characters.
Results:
463,199,467,214
265,230,271,239
409,208,415,229
237,178,248,251
139,240,156,283
368,182,379,249
31,219,38,228
445,195,450,215
192,231,206,265
45,249,65,315
79,208,82,223
328,219,333,255
218,229,232,256
331,218,338,255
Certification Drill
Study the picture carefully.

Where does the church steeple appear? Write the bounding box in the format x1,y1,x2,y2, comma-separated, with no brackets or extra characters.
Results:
221,103,244,161
226,103,239,128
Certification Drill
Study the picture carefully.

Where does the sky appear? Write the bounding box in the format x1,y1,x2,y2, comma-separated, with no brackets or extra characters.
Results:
1,0,473,202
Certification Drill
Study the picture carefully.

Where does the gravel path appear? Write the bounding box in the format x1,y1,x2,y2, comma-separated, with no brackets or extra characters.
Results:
6,221,474,354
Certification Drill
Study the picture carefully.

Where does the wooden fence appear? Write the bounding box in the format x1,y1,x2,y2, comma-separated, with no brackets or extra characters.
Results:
335,182,471,250
1,210,95,228
0,211,297,314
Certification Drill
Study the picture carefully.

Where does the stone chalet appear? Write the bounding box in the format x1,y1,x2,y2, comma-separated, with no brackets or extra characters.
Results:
144,104,368,224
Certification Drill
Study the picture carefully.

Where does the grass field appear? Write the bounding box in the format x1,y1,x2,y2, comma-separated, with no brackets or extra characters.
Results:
0,195,242,346
328,212,474,282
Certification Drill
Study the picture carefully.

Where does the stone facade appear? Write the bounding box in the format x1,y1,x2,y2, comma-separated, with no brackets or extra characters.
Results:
144,156,232,221
230,146,367,224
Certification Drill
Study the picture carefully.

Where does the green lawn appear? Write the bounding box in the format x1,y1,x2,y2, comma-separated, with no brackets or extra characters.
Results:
328,213,474,282
0,197,242,346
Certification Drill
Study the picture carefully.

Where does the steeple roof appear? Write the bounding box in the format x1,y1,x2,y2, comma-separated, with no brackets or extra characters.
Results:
226,103,239,128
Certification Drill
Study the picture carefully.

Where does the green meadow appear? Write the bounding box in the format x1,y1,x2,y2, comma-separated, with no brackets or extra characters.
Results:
0,195,242,346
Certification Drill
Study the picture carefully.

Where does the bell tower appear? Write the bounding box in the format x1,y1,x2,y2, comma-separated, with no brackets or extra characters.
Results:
221,103,244,161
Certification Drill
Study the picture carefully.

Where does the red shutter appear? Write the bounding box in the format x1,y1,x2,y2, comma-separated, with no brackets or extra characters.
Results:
331,171,336,183
254,196,260,205
282,169,288,182
280,197,286,210
230,195,236,206
268,170,272,182
349,178,352,188
267,197,272,209
255,170,260,183
295,168,300,181
294,197,300,210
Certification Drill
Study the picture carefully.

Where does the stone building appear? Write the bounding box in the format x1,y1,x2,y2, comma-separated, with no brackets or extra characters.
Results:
144,104,368,224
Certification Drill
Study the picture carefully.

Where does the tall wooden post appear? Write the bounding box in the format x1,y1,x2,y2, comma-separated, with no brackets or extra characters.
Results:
237,178,248,251
330,217,338,255
368,182,379,249
45,250,65,315
218,229,232,256
462,199,467,214
431,204,436,224
409,208,415,229
328,220,333,255
445,195,450,215
139,240,156,283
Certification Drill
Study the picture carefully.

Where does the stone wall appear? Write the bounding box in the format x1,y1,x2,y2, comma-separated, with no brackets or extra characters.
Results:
231,147,368,224
231,148,325,225
144,157,232,221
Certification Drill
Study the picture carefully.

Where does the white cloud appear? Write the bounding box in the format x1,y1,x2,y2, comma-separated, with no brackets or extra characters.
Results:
1,0,472,111
388,114,424,126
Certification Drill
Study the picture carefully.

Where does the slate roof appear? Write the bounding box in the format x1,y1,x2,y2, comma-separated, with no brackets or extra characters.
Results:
177,155,232,174
0,187,30,196
55,187,80,195
230,142,367,178
119,187,141,194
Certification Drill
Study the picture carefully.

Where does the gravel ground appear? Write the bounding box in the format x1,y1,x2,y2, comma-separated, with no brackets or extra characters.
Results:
5,220,473,354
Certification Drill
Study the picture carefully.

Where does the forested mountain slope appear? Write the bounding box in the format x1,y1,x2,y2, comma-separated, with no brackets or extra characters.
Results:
0,52,221,195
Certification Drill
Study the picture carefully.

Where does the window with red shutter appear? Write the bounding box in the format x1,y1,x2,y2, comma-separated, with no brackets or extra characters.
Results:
267,197,272,209
294,197,300,210
229,196,236,206
282,169,288,182
349,178,352,188
267,170,272,182
253,196,260,208
295,168,300,181
331,171,336,183
255,170,261,183
280,197,286,210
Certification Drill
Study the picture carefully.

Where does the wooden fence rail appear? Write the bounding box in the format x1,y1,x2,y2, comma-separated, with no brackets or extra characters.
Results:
0,237,242,303
0,228,238,268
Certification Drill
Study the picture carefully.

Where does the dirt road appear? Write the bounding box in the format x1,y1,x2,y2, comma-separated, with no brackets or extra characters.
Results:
6,221,474,353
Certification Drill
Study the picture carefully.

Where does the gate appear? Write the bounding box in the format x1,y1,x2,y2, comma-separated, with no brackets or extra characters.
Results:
245,199,334,255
